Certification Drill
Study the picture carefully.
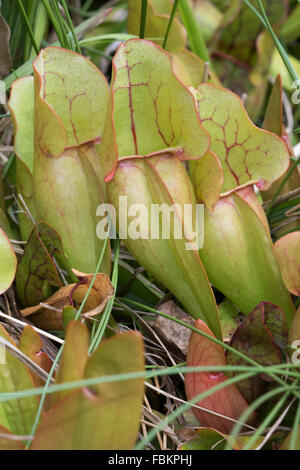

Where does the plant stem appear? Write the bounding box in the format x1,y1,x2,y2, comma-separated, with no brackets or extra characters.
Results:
245,0,300,86
139,0,148,39
178,0,210,62
162,0,179,50
118,298,300,392
16,0,39,54
40,0,66,48
89,238,120,353
60,0,81,53
289,398,300,450
224,386,296,450
135,371,276,450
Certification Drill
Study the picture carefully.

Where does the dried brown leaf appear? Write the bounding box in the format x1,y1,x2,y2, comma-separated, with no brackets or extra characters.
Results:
20,273,114,330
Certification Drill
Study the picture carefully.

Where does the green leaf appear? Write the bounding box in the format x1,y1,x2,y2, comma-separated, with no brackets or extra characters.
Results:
179,426,266,450
270,50,300,91
280,4,300,43
51,321,89,406
8,76,38,239
218,299,240,342
9,77,34,172
185,319,250,433
189,150,224,210
31,330,145,450
99,38,210,181
193,83,290,194
171,49,210,88
226,302,288,403
108,154,222,339
179,427,227,450
0,227,17,295
15,221,64,307
189,0,223,42
18,326,52,390
199,189,295,326
273,232,300,296
34,47,109,147
0,324,39,435
262,74,284,137
29,47,111,274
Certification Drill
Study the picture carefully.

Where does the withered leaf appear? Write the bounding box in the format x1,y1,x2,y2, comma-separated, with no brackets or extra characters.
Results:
21,272,114,330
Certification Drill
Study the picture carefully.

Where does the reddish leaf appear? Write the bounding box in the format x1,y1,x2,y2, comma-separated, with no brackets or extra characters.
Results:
32,331,145,450
185,319,250,433
0,424,25,450
51,321,89,406
18,326,52,389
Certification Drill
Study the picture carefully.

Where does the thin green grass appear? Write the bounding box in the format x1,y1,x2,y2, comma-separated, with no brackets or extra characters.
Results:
289,398,300,450
139,0,148,39
162,0,179,50
16,0,39,54
136,374,289,450
26,235,109,448
4,32,137,90
119,298,300,388
89,238,120,353
3,364,299,403
241,0,300,220
40,0,67,48
178,0,210,62
266,156,300,216
255,0,299,85
60,0,82,53
224,386,297,450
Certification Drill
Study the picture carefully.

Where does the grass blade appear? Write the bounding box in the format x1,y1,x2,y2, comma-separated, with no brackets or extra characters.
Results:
178,0,209,62
162,0,179,49
139,0,148,39
16,0,39,54
26,235,109,448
